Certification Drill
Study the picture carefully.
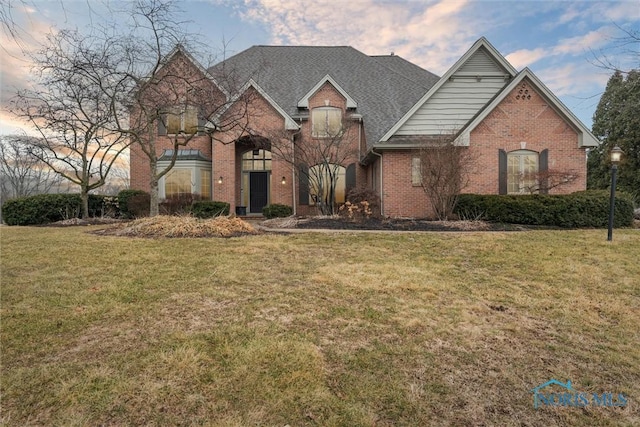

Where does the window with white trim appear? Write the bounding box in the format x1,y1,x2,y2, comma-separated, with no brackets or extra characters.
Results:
158,150,211,199
311,107,342,138
411,157,422,186
165,169,193,197
507,150,538,194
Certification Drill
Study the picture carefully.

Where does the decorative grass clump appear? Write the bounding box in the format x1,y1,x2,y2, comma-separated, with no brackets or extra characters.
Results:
111,215,256,238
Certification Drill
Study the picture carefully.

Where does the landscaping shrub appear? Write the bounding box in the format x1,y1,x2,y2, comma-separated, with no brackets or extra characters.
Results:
87,194,111,217
160,193,202,215
2,194,110,225
118,190,149,218
454,191,634,228
2,194,118,225
127,193,150,218
262,204,293,219
191,201,230,218
345,186,381,218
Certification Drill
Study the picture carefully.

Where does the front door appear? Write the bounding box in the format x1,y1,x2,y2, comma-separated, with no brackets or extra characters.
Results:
249,172,269,213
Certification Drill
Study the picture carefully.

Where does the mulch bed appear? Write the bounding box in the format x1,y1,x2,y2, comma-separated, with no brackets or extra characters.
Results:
280,217,530,232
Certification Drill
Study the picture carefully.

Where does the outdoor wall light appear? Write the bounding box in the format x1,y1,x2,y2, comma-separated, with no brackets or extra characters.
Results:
281,176,286,185
218,176,223,184
607,146,623,241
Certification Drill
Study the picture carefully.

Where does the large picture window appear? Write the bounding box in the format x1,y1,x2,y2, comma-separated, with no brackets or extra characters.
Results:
165,169,192,197
309,163,346,205
158,150,211,199
311,107,342,138
507,150,538,194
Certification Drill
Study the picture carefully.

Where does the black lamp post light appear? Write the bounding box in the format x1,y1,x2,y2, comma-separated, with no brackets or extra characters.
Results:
607,146,623,241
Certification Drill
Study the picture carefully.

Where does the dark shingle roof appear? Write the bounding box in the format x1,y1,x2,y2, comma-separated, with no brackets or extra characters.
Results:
210,46,440,146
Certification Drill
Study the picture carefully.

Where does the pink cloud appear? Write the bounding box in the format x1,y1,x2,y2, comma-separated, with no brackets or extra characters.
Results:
505,48,548,69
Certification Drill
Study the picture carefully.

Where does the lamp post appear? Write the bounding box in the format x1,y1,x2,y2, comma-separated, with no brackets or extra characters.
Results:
607,146,623,241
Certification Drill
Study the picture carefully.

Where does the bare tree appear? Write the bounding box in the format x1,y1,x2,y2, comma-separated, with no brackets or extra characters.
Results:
6,0,253,217
0,134,61,200
522,168,579,194
267,113,359,215
590,23,640,74
415,137,477,220
104,0,253,216
9,28,130,218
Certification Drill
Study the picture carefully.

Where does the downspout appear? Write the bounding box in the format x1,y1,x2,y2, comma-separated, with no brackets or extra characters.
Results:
290,126,301,215
358,117,362,161
371,148,384,217
291,132,297,215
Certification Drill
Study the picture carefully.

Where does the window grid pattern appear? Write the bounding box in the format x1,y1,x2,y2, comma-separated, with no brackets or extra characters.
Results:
242,149,272,171
200,170,211,200
165,169,193,197
507,150,538,194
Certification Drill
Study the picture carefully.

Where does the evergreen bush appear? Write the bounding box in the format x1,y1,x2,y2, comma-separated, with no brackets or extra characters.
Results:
454,191,634,228
262,204,293,219
2,194,110,225
191,201,230,218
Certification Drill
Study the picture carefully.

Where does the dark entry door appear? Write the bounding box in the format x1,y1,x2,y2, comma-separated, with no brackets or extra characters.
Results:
249,172,269,213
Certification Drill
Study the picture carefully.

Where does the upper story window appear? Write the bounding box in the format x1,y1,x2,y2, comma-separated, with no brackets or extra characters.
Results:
507,150,538,194
312,107,342,138
160,105,199,135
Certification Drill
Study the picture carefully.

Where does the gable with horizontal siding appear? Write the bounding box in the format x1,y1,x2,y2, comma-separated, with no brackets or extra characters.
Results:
396,47,512,136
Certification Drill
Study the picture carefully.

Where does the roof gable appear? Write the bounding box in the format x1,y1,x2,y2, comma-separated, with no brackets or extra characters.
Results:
298,75,358,109
380,37,517,142
208,79,299,131
455,68,599,148
159,45,230,99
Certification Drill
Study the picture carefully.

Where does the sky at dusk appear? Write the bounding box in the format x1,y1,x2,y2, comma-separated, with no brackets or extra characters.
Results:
1,0,639,135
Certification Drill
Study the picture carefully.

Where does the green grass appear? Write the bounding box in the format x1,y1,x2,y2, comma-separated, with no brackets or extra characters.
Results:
1,226,639,426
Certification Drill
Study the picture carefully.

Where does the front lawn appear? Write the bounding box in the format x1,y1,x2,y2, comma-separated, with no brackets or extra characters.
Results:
1,226,638,426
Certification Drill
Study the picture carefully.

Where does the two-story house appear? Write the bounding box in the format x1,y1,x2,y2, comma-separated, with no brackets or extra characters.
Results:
129,37,598,217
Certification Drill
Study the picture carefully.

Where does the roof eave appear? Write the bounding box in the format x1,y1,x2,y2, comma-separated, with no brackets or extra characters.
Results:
297,74,358,109
209,79,299,131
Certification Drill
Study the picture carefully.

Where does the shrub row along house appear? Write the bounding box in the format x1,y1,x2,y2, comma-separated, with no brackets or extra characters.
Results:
130,37,598,218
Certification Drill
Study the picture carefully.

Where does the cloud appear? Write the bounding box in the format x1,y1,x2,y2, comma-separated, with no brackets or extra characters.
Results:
551,28,612,56
0,2,64,135
538,62,609,98
589,1,640,23
506,48,548,69
505,25,624,69
235,0,480,74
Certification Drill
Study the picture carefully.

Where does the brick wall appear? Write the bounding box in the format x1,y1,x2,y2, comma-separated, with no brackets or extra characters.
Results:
381,151,431,218
211,86,296,212
467,79,585,194
379,79,588,218
129,49,223,193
